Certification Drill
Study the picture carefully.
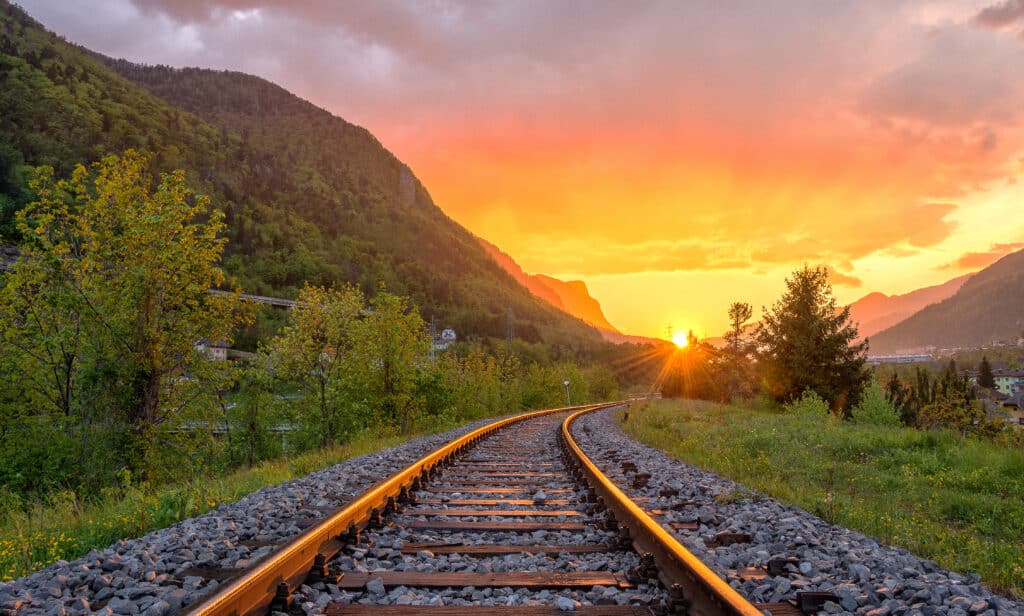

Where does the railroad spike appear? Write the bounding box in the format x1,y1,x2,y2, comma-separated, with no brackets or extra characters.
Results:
268,582,292,611
616,524,633,551
667,583,691,616
308,553,343,586
604,510,618,530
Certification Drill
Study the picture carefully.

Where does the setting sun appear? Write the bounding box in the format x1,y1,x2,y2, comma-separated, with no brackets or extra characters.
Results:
672,331,689,348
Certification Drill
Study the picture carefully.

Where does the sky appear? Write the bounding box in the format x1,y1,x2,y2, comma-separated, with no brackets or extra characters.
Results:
21,0,1024,338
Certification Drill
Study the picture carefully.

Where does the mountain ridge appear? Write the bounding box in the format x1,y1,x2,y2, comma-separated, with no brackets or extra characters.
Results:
848,274,972,339
868,249,1024,353
476,237,664,345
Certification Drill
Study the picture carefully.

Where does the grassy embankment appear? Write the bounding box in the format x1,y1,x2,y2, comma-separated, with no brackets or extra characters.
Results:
620,399,1024,596
0,420,484,582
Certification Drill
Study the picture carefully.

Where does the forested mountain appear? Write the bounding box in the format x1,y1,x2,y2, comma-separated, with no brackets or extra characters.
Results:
848,274,971,339
869,249,1024,353
0,2,605,352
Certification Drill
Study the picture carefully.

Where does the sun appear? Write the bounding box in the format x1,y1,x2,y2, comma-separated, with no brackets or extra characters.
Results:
672,331,689,348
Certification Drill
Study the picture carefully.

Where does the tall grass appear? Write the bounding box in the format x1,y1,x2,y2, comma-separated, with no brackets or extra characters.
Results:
0,421,475,581
621,399,1024,597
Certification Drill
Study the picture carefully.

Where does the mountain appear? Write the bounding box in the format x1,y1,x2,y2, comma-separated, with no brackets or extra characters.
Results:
476,238,618,330
848,274,971,339
533,275,618,332
475,237,663,345
869,250,1024,354
0,2,606,351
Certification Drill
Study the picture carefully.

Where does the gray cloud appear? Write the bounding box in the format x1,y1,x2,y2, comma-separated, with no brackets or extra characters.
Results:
972,0,1024,29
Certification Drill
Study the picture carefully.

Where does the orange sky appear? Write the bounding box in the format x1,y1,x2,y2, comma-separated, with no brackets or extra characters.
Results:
23,0,1024,338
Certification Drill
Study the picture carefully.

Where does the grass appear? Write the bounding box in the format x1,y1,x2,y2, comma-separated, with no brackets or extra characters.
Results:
0,420,482,582
620,398,1024,597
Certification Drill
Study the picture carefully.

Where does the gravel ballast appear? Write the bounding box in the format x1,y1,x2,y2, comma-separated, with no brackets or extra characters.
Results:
0,419,498,615
570,407,1023,616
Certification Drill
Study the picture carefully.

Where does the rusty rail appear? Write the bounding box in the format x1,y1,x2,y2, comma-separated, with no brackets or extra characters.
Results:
560,406,763,616
182,403,612,616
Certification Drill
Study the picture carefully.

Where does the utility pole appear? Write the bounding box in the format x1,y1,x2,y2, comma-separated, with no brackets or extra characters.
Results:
429,315,437,361
507,304,515,343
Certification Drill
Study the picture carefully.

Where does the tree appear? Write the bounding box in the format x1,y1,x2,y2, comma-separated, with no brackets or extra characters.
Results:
722,302,756,401
851,381,900,426
2,151,250,479
350,292,430,434
978,356,995,390
884,371,913,426
268,283,363,446
755,265,869,414
726,302,753,355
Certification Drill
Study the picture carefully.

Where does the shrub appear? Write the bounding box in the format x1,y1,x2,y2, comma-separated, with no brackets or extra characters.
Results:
784,389,830,417
851,382,900,426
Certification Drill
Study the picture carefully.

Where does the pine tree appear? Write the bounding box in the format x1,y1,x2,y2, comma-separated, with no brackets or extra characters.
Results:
978,356,996,389
755,265,869,414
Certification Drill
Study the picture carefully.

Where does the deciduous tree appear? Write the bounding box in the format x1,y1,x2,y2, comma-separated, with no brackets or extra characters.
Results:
268,283,363,446
2,150,250,479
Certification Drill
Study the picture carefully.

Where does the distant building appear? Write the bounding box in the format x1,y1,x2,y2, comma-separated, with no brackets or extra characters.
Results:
433,328,457,351
195,339,229,362
992,369,1024,397
866,354,932,365
1001,392,1024,426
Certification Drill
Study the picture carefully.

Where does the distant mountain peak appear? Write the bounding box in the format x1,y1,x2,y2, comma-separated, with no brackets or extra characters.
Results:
868,251,1024,353
476,238,625,335
848,274,971,340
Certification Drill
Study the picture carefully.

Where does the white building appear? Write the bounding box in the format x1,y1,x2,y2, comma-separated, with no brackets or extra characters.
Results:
433,328,457,351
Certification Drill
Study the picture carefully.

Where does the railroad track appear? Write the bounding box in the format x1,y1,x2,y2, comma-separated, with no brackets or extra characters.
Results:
181,404,790,616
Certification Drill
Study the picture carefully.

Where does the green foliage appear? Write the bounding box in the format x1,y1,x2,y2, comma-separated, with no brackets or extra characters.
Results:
851,381,901,426
266,283,364,445
621,398,1024,596
756,265,869,414
0,151,249,487
784,389,831,418
350,292,431,433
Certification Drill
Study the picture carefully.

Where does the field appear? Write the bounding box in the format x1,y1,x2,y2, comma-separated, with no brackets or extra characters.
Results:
620,398,1024,596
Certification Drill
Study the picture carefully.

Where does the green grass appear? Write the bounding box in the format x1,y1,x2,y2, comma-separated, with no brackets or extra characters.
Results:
0,420,482,581
620,399,1024,597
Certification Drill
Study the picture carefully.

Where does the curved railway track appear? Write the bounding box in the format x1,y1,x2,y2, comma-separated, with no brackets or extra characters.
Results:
181,404,775,616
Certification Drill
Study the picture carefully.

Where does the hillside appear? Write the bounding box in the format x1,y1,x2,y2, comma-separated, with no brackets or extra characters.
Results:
869,249,1024,353
476,237,664,345
0,2,605,351
476,238,617,329
848,274,971,339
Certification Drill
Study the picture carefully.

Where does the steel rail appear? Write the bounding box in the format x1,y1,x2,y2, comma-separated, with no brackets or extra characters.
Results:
183,403,616,616
561,406,763,616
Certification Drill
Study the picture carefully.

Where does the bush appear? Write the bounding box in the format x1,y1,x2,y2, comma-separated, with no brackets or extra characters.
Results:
851,382,900,426
784,389,830,417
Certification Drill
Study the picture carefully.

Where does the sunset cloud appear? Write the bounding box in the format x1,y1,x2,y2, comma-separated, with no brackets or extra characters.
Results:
944,242,1024,270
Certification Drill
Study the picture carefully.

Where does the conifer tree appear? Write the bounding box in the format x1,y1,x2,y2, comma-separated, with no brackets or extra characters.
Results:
755,265,869,414
978,356,996,390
